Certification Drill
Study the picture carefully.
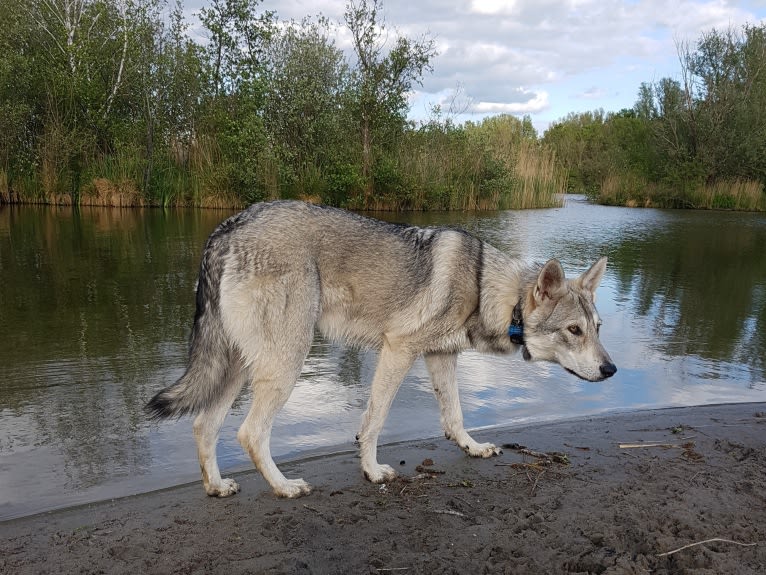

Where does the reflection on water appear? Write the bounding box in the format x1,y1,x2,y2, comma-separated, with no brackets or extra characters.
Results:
1,198,765,519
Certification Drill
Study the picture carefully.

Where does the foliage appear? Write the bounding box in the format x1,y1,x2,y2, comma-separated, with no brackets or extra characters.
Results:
386,114,565,211
0,0,568,211
544,23,766,211
344,0,437,200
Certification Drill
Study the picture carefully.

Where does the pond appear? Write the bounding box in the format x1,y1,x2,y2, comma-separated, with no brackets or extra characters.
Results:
1,196,765,520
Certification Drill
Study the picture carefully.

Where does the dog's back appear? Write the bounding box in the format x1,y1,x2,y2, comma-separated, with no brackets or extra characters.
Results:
146,201,481,418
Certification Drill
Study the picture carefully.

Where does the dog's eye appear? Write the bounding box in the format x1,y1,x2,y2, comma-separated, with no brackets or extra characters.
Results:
596,322,602,334
568,325,583,336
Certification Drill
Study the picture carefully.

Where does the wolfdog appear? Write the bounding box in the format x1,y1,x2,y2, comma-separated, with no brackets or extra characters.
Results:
146,201,616,498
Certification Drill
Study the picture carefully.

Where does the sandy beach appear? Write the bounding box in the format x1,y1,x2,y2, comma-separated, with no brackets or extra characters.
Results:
2,402,765,574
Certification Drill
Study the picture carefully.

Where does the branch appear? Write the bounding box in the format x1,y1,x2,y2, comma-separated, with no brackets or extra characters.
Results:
103,0,129,120
658,538,757,557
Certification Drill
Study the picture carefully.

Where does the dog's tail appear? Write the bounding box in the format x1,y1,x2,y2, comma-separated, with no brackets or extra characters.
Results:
146,243,239,420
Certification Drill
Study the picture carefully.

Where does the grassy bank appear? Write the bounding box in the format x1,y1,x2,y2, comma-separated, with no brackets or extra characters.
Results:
592,174,766,211
0,116,566,211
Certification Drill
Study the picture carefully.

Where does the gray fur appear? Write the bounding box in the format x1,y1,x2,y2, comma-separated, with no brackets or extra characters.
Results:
146,201,616,499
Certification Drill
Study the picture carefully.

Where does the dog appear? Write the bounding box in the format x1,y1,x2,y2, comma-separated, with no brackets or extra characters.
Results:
146,200,616,498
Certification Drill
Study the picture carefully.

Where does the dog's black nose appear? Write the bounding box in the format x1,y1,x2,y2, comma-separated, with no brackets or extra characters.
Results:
600,362,617,378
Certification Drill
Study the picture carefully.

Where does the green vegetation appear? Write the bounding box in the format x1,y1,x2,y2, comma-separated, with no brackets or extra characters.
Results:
0,0,564,211
543,24,766,211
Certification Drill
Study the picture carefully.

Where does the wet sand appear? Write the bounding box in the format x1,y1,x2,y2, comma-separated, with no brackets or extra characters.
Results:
2,403,765,574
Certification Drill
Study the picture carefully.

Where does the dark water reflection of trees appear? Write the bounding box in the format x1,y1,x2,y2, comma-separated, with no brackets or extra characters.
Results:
607,213,766,383
0,206,231,488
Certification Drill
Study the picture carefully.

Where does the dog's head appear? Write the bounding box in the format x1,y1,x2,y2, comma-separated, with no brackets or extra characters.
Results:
521,257,617,382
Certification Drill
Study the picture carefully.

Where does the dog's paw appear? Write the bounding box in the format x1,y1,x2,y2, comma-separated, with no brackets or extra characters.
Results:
465,441,502,458
363,463,397,484
274,478,313,499
206,478,241,497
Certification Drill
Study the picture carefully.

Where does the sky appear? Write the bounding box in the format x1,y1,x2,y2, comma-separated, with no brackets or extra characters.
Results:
184,0,766,134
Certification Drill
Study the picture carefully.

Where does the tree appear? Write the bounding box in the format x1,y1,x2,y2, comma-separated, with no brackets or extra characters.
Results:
160,0,206,162
263,18,351,176
635,82,657,120
198,0,274,98
28,0,134,134
344,0,436,200
198,0,276,201
0,0,39,189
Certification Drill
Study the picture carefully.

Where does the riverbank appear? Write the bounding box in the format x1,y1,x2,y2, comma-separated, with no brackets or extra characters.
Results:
588,176,766,212
2,403,764,574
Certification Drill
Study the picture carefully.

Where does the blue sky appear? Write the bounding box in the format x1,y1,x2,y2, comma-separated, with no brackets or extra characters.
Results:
185,0,766,134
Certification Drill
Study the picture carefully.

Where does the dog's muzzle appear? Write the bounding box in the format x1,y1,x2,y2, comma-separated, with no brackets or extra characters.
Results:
565,361,618,381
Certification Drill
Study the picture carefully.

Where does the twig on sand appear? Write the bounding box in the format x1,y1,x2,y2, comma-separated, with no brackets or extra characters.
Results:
375,568,409,572
658,538,757,557
429,509,466,518
530,469,545,496
619,443,681,449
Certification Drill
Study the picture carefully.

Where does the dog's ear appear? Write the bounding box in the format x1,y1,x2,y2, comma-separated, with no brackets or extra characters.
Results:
534,259,567,305
577,256,608,296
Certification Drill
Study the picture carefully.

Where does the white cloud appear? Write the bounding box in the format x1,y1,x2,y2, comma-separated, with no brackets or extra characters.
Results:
471,90,550,114
468,0,520,15
184,0,766,125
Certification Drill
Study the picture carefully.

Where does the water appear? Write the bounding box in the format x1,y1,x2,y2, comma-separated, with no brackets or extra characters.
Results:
1,197,765,520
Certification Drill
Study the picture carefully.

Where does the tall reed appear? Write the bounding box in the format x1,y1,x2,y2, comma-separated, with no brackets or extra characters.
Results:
0,170,8,203
387,120,565,211
80,150,145,207
507,140,567,209
690,179,765,210
3,118,567,211
597,173,765,211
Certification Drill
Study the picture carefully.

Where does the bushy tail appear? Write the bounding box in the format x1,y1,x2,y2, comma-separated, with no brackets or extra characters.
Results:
144,332,231,420
146,248,236,420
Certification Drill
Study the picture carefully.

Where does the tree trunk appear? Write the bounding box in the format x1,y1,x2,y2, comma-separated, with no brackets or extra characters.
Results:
362,113,372,202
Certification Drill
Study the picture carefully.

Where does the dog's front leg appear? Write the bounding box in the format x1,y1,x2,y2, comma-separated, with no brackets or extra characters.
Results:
424,352,501,458
357,342,416,483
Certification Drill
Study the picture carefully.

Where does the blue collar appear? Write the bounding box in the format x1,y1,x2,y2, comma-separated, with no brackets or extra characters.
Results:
508,300,525,345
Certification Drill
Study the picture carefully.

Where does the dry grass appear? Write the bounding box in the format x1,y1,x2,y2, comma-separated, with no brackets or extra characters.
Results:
387,121,565,211
690,179,765,210
0,170,9,204
6,117,564,211
511,141,567,209
597,173,765,211
81,178,145,207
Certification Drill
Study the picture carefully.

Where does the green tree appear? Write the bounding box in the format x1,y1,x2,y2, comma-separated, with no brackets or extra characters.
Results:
685,26,766,183
0,0,40,195
198,0,276,202
199,0,274,98
263,16,353,200
343,0,436,201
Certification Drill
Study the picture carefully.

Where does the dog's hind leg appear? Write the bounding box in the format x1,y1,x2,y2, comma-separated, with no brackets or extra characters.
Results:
424,352,501,458
237,355,312,498
224,272,318,499
357,342,416,483
192,353,248,497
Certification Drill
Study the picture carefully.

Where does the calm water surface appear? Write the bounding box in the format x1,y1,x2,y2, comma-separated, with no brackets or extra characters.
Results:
1,197,765,519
